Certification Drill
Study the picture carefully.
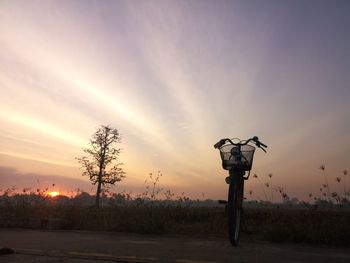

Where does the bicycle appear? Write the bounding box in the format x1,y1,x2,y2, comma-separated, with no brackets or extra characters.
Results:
214,136,267,246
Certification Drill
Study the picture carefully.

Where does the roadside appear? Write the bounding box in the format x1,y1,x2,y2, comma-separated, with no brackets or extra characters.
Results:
0,229,349,263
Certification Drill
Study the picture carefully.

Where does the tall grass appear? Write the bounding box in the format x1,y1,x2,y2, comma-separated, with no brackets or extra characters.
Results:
0,200,349,246
0,168,349,246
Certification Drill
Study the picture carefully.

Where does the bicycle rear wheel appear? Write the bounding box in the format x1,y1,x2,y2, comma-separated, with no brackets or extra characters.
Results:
227,172,244,246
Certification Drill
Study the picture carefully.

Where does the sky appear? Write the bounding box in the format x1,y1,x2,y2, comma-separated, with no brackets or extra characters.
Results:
0,0,349,201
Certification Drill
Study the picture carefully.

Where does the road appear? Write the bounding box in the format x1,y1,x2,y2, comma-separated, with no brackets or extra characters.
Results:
0,229,349,263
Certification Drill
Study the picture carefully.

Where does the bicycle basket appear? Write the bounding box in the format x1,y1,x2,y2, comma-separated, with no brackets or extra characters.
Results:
219,144,255,171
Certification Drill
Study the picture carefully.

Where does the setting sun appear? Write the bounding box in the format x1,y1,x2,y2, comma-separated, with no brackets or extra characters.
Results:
48,191,60,198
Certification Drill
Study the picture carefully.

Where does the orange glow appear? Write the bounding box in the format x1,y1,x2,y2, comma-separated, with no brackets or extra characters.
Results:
48,191,60,197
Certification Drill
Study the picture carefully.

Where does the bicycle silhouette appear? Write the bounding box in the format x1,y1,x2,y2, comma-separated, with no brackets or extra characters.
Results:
214,136,267,246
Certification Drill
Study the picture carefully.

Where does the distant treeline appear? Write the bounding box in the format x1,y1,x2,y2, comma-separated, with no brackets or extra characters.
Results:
1,191,350,209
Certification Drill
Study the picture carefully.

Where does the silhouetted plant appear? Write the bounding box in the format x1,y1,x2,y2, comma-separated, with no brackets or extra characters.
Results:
343,169,349,198
252,173,269,201
76,125,126,207
319,165,331,201
268,173,274,202
144,171,163,201
164,189,175,201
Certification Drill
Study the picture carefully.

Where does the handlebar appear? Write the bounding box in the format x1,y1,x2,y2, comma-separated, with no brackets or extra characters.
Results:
214,136,267,152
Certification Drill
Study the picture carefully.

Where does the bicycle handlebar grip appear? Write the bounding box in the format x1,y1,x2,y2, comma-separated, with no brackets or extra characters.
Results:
214,139,228,149
214,141,223,149
259,142,267,148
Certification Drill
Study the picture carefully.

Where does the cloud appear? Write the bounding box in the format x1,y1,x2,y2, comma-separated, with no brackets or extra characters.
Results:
0,166,92,193
1,1,350,201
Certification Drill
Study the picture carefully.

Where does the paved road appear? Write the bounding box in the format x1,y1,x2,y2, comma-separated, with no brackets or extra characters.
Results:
0,229,349,263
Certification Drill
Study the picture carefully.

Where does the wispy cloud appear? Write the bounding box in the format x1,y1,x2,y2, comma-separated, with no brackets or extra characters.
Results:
1,1,349,199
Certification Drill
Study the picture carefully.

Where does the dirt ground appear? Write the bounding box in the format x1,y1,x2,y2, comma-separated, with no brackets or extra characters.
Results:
0,229,349,263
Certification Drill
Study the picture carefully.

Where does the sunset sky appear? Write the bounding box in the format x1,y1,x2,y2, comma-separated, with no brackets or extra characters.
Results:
1,0,349,200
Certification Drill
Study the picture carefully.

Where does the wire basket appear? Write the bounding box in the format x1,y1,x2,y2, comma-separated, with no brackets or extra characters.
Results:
219,144,255,171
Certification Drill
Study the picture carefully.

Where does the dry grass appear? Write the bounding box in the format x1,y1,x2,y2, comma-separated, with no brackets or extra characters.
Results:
0,167,349,246
244,207,350,246
0,201,349,246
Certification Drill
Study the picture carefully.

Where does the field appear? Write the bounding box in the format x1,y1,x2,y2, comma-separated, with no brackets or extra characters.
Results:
1,199,349,247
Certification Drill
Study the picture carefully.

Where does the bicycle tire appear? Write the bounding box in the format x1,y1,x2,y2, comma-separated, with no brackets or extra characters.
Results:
227,173,244,246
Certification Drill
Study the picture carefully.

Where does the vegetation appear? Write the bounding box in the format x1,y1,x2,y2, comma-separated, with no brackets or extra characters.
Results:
246,207,350,246
0,166,349,246
76,125,126,207
0,188,349,246
247,166,350,206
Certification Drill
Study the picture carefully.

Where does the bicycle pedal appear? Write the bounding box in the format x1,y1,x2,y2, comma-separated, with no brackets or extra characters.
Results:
218,200,228,204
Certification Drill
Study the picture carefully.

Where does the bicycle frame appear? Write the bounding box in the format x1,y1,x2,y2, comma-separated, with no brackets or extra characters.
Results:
228,169,245,245
214,136,267,246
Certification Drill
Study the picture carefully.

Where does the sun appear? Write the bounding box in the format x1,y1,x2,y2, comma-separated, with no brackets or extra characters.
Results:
48,191,60,197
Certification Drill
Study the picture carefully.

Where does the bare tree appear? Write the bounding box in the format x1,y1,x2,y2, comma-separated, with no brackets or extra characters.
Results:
77,125,126,207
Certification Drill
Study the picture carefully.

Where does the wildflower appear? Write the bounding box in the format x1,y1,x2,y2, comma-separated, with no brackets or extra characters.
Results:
336,177,341,183
253,174,258,178
309,193,312,198
320,165,325,171
268,173,273,178
249,190,253,195
282,193,288,199
331,192,338,198
265,183,270,188
343,169,349,175
320,188,323,192
322,184,327,188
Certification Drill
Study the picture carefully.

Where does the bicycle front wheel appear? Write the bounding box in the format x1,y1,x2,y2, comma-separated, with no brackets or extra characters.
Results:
227,173,244,246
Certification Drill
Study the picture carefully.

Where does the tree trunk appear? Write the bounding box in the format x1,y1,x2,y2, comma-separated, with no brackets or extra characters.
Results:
95,169,102,207
95,178,102,207
96,132,108,207
96,147,105,207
